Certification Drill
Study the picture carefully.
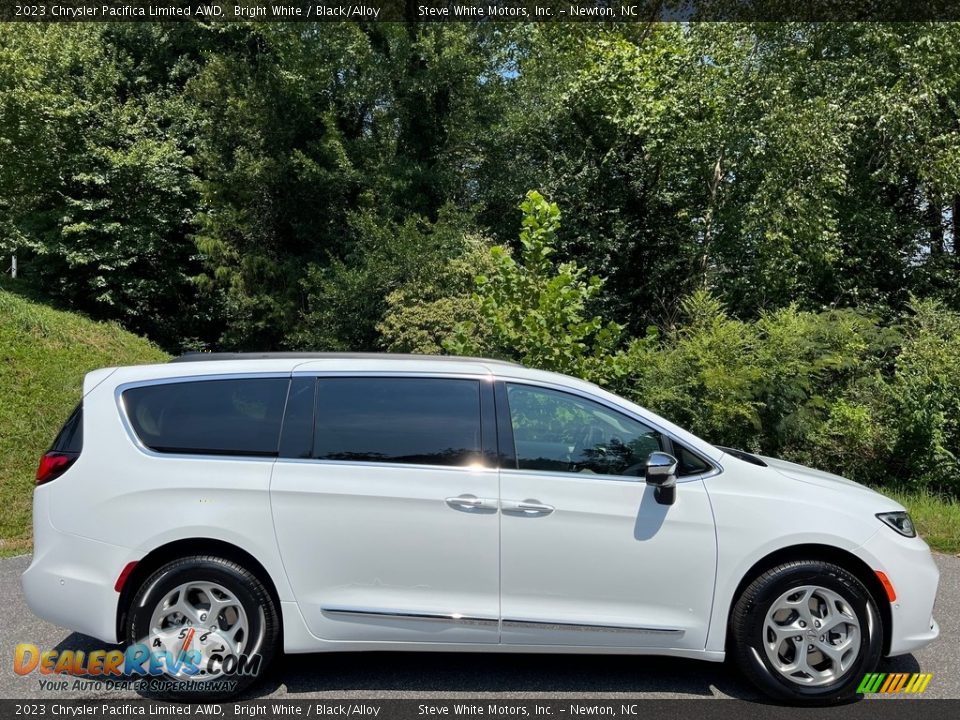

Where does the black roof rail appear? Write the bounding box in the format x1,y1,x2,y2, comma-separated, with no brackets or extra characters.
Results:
169,351,522,367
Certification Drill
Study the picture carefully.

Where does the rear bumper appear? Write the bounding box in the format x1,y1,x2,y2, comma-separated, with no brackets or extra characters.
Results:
21,487,133,644
856,528,940,656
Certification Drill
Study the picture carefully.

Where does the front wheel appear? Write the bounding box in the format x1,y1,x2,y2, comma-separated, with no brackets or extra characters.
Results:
730,560,883,704
125,556,279,699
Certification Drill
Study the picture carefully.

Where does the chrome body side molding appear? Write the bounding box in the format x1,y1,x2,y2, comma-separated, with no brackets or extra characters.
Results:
321,607,683,636
502,619,684,636
321,607,498,627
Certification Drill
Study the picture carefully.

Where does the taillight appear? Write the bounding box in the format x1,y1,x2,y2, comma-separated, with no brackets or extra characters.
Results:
35,452,78,485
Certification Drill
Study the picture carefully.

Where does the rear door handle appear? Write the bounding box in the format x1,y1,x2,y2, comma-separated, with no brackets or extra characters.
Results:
446,494,497,512
502,499,555,516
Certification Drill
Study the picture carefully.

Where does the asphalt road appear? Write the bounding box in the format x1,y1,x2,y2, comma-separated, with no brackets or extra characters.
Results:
1,553,957,701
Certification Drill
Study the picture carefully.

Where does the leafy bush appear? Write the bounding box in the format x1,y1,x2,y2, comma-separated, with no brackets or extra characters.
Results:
292,207,475,351
378,235,496,355
844,300,960,492
620,298,960,495
616,292,763,447
444,191,623,382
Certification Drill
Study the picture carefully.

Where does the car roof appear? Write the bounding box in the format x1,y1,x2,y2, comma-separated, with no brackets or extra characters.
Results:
169,351,522,367
106,352,571,387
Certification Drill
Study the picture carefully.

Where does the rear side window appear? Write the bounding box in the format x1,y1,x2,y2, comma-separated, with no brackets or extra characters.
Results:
123,378,289,456
51,404,83,453
313,378,482,467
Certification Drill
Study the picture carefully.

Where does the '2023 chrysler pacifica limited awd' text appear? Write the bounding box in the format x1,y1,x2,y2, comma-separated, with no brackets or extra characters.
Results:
23,353,939,702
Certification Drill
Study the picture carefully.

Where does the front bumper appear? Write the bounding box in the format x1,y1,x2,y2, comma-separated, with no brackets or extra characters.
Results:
21,487,133,644
856,527,940,656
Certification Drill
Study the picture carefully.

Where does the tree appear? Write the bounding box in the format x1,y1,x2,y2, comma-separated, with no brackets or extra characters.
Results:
446,191,624,382
188,23,511,349
0,25,205,349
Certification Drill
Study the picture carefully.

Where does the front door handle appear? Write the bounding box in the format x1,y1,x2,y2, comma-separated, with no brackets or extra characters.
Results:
502,499,555,516
446,494,497,512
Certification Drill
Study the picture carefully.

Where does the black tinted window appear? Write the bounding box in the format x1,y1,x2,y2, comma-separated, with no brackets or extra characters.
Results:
278,377,316,459
124,378,288,456
51,404,83,454
313,378,482,466
677,445,710,475
506,384,662,477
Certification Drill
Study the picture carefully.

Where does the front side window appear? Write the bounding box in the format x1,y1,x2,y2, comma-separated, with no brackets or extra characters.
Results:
505,384,663,477
124,377,289,456
313,378,482,467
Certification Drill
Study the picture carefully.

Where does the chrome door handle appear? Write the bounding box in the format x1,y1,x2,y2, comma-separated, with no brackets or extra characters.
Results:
446,494,497,512
502,499,555,516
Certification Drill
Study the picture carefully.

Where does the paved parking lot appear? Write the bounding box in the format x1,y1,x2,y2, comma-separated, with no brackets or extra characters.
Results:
1,553,957,700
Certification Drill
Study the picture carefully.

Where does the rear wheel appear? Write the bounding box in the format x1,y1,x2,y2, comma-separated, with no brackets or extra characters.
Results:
126,556,279,699
731,560,882,704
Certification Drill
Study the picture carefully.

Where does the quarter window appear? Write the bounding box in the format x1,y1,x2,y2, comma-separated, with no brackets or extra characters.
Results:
677,445,711,476
313,378,482,467
52,404,83,454
505,384,663,477
123,378,288,456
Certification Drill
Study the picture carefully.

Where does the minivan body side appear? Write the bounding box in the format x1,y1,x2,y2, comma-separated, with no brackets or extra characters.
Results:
21,357,938,665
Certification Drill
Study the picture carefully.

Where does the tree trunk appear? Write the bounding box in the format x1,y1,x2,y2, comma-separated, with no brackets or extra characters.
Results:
953,194,960,254
699,150,725,285
928,199,944,256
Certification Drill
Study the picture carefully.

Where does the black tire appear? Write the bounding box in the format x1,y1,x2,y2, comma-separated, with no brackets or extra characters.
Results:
730,560,883,705
125,556,279,700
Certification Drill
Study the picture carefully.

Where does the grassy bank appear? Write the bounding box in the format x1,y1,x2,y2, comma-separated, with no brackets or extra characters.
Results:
0,286,169,556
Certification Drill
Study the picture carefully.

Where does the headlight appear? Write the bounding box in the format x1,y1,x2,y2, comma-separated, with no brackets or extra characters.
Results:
876,511,917,538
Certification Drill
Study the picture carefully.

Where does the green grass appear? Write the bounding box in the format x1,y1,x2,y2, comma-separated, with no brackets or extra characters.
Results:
887,490,960,555
0,285,169,556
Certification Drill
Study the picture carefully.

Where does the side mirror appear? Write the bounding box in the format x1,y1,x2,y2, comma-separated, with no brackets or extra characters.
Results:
645,451,678,506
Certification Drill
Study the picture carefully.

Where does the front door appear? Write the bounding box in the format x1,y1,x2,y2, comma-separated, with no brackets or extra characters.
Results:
497,382,718,649
270,375,500,644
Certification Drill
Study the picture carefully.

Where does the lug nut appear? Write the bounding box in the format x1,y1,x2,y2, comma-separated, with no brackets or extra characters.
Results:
799,621,806,628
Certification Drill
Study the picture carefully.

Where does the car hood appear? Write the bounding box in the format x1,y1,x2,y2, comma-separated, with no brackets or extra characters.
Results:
757,455,881,496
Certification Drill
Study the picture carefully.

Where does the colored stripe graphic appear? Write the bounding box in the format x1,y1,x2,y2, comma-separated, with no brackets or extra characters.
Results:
858,672,932,694
857,673,886,693
905,674,933,694
891,673,910,693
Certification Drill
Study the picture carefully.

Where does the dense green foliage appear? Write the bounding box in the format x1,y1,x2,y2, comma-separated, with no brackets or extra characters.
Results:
4,23,960,348
2,22,960,499
0,282,168,554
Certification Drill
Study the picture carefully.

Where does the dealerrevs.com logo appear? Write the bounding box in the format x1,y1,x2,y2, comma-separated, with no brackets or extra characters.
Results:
14,633,260,693
857,673,933,695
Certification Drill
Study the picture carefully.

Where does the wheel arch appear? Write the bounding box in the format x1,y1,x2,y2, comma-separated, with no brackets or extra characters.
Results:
115,537,283,644
726,543,892,656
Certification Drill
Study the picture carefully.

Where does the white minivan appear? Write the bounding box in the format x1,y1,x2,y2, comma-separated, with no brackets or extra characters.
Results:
23,353,939,703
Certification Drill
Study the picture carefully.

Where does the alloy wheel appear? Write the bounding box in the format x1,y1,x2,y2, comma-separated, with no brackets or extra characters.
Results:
762,584,861,687
146,581,249,680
